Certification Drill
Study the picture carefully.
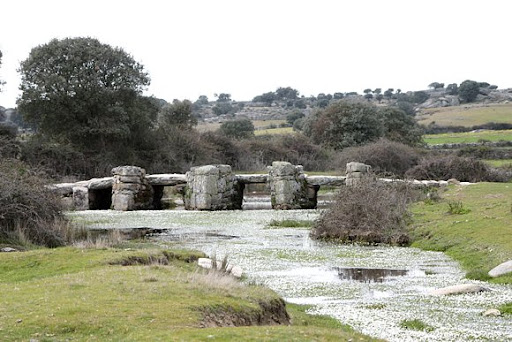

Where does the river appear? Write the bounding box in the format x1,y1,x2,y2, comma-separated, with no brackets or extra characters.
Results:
69,209,512,341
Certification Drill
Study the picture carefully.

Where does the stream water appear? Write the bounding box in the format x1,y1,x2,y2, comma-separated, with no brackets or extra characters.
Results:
69,208,512,342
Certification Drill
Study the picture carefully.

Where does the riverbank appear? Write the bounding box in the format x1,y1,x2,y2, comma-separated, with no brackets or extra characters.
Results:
0,246,379,341
409,182,512,285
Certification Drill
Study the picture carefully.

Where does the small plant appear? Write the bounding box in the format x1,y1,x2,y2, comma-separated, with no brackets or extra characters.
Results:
399,319,434,332
365,303,386,310
447,201,471,215
499,302,512,315
267,219,314,229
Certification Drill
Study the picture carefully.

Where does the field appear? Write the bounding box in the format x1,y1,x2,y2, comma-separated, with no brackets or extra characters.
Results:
197,120,288,134
484,159,512,167
410,182,512,284
0,246,378,341
417,103,512,127
423,129,512,145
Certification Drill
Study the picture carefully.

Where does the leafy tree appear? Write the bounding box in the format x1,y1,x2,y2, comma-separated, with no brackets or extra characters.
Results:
446,83,458,95
158,99,196,129
333,92,344,100
286,110,305,125
396,101,415,116
458,80,480,103
374,88,382,95
384,88,394,99
412,91,429,104
375,94,384,103
275,87,299,100
219,119,255,139
212,102,234,115
363,88,372,94
253,91,276,106
378,107,423,146
303,100,382,149
428,82,444,90
489,85,498,90
478,82,490,88
17,37,152,153
215,93,231,102
195,95,209,106
364,93,373,101
294,99,306,109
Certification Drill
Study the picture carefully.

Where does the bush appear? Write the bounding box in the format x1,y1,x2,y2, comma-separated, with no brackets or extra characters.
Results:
0,159,66,247
405,155,508,182
337,139,421,177
310,177,413,245
218,119,255,139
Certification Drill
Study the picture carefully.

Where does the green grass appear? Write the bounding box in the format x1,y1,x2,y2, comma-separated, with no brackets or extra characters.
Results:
417,103,512,127
410,183,512,283
0,247,379,341
424,129,512,145
267,219,314,229
484,159,512,167
399,319,435,332
255,127,294,136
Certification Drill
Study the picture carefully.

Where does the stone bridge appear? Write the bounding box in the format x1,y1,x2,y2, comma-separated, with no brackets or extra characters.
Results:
51,161,451,211
51,161,348,211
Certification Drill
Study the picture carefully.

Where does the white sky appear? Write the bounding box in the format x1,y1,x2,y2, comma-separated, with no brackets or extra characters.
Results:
1,0,511,107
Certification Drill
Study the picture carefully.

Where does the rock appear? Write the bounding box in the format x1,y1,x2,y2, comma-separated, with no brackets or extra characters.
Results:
145,174,187,186
482,308,501,317
346,162,371,173
1,247,17,252
88,177,113,190
198,258,213,269
72,186,89,210
447,178,460,185
489,260,512,278
229,265,243,278
305,175,346,186
236,174,268,184
430,284,490,296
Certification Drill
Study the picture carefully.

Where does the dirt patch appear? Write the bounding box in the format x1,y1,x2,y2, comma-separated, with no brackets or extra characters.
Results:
199,298,290,328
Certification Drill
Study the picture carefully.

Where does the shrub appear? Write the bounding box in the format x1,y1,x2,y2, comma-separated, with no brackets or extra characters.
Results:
447,201,471,215
337,139,421,177
399,319,434,332
310,177,413,245
405,155,508,182
0,159,66,247
219,119,255,139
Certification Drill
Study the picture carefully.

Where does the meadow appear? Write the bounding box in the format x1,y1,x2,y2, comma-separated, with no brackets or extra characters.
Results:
417,103,512,127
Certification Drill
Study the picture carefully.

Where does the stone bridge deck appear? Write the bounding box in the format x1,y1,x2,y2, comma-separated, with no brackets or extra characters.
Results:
51,162,454,211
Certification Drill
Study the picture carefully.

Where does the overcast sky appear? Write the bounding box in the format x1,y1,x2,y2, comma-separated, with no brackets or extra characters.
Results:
1,0,511,107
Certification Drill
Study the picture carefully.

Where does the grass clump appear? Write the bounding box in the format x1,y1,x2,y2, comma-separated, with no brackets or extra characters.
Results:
311,177,414,245
499,302,512,315
399,319,434,332
447,201,471,215
267,219,314,229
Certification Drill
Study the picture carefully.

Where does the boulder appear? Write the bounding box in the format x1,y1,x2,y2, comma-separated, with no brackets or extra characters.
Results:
482,308,501,317
1,247,17,252
197,258,243,278
72,186,89,210
346,162,371,173
430,284,490,296
488,260,512,278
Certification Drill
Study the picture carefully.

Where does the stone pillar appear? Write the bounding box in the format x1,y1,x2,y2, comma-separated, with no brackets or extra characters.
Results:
72,186,89,210
268,161,316,210
345,162,371,186
111,166,154,211
184,165,243,210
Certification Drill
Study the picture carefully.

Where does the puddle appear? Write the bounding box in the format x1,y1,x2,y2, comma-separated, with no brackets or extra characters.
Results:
69,209,512,342
335,267,408,283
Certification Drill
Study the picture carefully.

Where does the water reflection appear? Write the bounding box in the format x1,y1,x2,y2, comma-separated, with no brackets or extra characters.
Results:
335,267,408,283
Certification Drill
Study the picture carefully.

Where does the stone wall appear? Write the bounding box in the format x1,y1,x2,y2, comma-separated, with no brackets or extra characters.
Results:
268,161,317,209
111,166,154,211
184,165,243,210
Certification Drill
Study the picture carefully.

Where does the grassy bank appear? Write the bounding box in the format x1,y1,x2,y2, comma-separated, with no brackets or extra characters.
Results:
0,246,379,341
417,103,512,127
423,129,512,145
409,182,512,284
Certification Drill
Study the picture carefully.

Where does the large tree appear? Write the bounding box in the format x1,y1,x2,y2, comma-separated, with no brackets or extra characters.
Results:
458,80,480,103
17,37,152,152
304,100,382,149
